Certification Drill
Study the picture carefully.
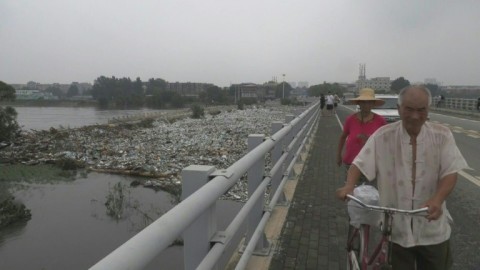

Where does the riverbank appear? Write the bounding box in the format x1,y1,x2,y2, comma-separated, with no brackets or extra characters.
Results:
0,99,98,107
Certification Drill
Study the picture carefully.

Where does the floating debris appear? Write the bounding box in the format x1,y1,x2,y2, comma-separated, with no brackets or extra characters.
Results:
0,104,302,202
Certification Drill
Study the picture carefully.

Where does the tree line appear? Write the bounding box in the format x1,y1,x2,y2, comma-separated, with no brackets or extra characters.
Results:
90,76,239,108
90,76,299,109
307,77,443,98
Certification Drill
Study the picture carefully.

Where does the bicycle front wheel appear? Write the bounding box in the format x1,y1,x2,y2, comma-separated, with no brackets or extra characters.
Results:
346,225,367,270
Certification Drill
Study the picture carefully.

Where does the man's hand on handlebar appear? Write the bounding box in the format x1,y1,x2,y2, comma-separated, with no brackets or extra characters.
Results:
422,197,443,221
335,185,355,201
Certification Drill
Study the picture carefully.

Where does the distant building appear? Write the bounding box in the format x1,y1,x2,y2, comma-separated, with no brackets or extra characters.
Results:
10,82,92,95
290,87,308,97
355,64,391,92
15,89,58,100
166,82,214,97
231,82,277,101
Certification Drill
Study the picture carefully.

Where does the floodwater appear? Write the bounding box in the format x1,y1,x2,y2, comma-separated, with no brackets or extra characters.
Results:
0,172,183,269
13,106,165,130
0,107,244,269
0,172,243,270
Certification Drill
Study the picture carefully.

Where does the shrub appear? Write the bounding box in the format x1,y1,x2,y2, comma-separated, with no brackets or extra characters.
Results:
0,106,20,142
190,104,204,119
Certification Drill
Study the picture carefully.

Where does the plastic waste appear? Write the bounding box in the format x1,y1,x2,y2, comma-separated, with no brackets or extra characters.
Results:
347,184,381,228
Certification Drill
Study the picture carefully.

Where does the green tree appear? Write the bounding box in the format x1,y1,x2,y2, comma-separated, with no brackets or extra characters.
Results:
308,82,346,96
425,83,440,97
67,84,79,97
390,77,410,94
91,76,146,107
45,85,65,99
0,81,20,142
145,78,167,95
201,86,228,104
0,81,16,101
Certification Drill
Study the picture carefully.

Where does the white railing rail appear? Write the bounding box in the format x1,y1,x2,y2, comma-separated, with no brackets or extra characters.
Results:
434,97,479,111
90,102,320,270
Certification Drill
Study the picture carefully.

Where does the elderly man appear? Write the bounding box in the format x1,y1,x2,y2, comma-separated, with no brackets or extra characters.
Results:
336,85,468,270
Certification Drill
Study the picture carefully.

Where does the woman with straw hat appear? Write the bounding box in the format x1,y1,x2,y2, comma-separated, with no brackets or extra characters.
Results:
336,88,387,181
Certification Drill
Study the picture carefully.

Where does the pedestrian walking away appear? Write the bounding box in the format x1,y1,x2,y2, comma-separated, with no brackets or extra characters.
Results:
333,94,340,114
320,93,326,115
336,85,469,270
326,91,335,116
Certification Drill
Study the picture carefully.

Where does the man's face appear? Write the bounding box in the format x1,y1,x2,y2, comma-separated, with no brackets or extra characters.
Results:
398,88,429,135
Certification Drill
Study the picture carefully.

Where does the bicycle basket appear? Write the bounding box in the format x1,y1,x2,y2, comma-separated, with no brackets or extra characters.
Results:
347,185,381,228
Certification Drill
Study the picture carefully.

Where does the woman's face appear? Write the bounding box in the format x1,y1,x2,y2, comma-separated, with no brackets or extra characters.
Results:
358,100,375,113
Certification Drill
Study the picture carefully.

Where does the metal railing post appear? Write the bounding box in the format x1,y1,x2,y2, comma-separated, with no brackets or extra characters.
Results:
284,114,295,175
181,165,217,270
270,121,287,205
244,134,270,255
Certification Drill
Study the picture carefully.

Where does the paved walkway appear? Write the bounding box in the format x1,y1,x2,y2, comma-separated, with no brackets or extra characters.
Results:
269,114,349,270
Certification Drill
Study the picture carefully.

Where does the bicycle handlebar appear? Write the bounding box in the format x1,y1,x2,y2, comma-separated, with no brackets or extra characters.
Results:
346,194,429,215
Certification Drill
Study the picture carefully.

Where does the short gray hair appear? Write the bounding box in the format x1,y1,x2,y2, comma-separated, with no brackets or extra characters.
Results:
397,85,432,106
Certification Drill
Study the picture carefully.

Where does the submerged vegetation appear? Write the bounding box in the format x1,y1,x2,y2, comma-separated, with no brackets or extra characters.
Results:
0,164,84,230
105,182,129,220
0,196,32,229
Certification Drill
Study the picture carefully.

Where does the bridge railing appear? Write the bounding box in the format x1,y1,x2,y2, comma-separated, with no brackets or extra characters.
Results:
434,97,479,111
90,101,320,270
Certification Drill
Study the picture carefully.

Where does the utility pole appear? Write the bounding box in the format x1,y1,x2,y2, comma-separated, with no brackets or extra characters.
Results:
282,74,285,99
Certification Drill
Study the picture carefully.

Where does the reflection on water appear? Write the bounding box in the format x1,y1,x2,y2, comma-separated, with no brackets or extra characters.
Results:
0,172,243,270
0,220,27,246
0,172,180,270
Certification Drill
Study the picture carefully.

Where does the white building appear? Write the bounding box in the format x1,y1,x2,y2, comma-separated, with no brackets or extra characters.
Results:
15,89,57,100
356,77,391,92
355,64,391,92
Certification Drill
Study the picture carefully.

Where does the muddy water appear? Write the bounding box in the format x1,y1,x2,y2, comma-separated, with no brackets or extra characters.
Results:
1,107,243,269
0,172,242,270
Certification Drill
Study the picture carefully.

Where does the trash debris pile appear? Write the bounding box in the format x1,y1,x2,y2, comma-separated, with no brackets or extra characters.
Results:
0,105,298,201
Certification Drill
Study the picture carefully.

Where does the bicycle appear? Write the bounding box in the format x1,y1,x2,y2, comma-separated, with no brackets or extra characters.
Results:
345,194,429,270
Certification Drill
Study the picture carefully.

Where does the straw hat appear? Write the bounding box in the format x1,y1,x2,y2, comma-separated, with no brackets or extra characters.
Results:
349,88,385,107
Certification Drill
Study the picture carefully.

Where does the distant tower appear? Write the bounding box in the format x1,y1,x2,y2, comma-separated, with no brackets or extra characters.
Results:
358,64,366,80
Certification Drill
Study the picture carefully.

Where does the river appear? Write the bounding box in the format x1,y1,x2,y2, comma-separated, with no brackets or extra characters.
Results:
13,106,165,130
0,106,243,269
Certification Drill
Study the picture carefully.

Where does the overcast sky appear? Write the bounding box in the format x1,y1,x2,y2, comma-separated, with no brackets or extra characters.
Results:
1,0,480,87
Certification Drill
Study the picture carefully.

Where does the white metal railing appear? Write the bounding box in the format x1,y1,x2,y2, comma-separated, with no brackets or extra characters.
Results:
433,97,479,111
90,102,320,270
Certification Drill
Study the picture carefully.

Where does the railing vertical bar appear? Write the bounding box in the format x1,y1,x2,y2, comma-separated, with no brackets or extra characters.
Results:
181,165,217,270
246,134,267,252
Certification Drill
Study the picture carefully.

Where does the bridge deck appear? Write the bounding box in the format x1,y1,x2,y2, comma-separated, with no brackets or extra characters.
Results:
269,114,349,270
